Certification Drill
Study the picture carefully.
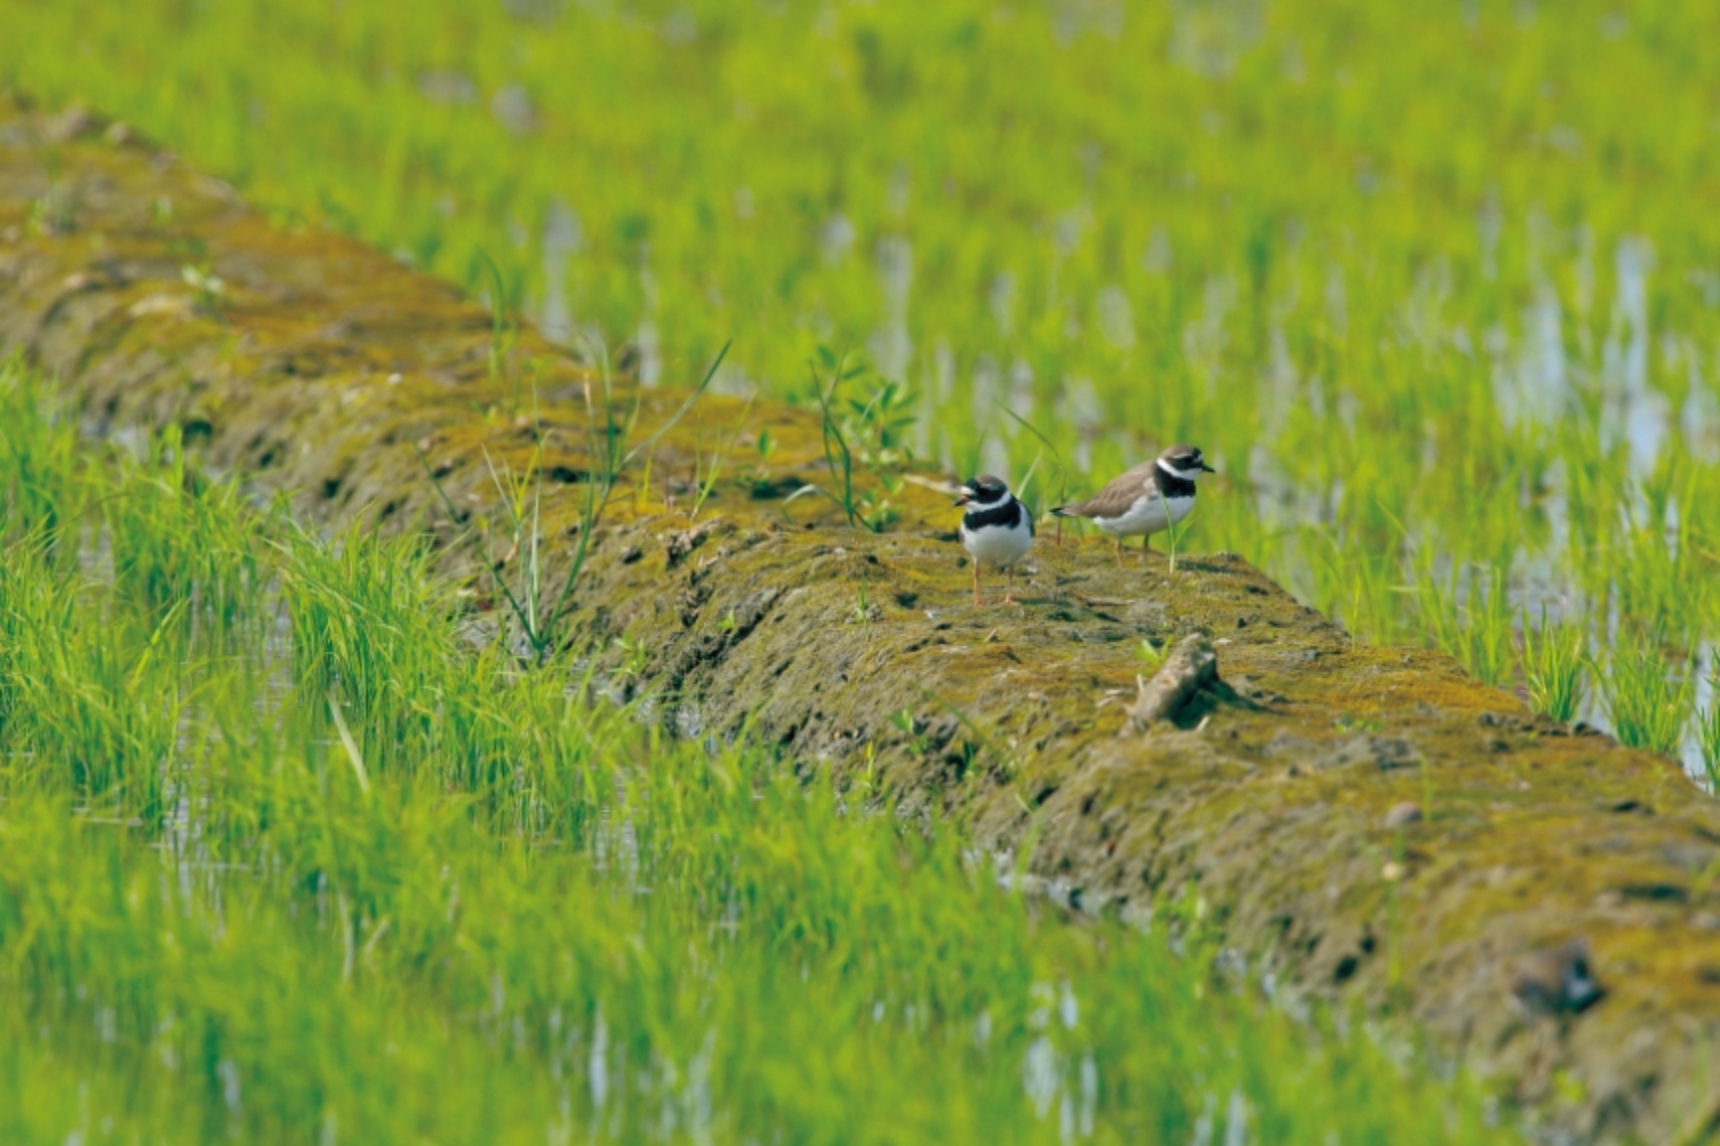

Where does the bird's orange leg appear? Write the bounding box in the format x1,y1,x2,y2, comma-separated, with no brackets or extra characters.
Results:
1004,564,1020,606
1112,537,1122,568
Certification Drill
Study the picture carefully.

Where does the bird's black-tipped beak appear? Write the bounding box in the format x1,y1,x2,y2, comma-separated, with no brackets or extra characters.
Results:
1198,461,1216,473
954,493,971,507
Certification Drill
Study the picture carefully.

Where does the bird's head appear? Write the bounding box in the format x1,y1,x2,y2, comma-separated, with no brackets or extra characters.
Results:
956,475,1011,507
1157,445,1215,481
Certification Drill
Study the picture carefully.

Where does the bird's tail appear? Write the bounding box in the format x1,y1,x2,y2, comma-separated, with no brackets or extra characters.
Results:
1050,505,1078,518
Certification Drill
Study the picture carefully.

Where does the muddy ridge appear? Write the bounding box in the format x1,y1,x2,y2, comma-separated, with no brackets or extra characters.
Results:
4,95,1718,1144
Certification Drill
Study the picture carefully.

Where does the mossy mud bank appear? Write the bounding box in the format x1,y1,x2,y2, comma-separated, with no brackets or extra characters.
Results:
4,96,1720,1143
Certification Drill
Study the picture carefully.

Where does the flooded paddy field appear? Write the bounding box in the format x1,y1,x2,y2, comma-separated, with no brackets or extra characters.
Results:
0,369,1508,1141
2,0,1719,1140
6,0,1717,777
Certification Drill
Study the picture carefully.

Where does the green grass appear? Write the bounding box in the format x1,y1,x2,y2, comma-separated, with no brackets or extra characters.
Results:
1601,634,1694,757
1696,657,1720,789
0,2,1717,1131
1519,607,1587,724
0,364,1510,1141
5,0,1719,754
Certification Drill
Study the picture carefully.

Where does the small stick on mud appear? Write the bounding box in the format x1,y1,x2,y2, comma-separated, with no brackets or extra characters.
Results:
1124,633,1220,734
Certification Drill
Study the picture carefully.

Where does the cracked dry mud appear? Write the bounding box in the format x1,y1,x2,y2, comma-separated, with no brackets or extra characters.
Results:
5,94,1720,1143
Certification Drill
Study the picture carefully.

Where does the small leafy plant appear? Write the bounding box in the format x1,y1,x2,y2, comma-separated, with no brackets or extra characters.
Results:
1136,638,1167,670
180,262,227,312
790,347,914,533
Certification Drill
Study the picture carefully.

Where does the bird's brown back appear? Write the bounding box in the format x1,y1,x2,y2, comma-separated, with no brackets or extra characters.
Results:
1055,459,1158,519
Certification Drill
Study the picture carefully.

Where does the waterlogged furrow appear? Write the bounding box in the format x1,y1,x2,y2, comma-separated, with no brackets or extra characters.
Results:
0,374,1508,1140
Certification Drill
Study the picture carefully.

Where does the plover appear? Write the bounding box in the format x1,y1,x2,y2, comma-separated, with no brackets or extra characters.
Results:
956,475,1035,606
1052,444,1214,566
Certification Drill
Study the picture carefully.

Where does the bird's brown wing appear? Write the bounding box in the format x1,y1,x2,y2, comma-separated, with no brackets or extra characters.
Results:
1055,460,1156,519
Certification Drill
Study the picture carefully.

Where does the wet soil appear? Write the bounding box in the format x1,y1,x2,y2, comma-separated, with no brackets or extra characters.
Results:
4,94,1719,1143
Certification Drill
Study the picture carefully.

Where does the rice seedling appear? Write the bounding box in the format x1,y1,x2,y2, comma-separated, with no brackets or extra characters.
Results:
0,383,1514,1143
0,360,84,561
1520,607,1589,724
1601,636,1696,758
1695,666,1720,791
1408,553,1516,688
99,425,266,634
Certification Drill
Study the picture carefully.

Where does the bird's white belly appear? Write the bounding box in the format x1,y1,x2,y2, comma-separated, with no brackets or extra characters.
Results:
1093,493,1193,537
961,522,1033,567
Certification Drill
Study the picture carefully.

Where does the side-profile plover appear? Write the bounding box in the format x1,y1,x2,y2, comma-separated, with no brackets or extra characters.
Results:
1052,444,1214,566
